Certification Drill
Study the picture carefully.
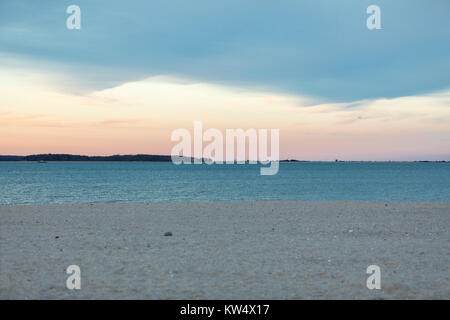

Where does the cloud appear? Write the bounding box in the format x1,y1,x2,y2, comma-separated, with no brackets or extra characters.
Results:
0,0,449,101
0,116,148,129
1,68,449,159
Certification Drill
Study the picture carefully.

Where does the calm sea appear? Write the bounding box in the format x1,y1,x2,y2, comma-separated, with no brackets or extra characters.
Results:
0,162,449,205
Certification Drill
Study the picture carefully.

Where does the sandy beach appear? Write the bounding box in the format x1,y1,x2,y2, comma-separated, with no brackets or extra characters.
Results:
0,201,449,299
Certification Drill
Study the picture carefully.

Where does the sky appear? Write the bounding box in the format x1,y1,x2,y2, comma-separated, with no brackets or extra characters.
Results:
0,0,449,160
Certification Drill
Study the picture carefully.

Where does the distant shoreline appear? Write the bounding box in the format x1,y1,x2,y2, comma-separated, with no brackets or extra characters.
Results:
0,154,183,162
0,154,448,163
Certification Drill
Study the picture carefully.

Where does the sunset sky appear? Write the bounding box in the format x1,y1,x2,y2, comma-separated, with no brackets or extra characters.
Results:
1,0,449,160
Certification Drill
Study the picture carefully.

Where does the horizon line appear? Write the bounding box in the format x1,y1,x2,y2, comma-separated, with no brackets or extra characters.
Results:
0,153,448,163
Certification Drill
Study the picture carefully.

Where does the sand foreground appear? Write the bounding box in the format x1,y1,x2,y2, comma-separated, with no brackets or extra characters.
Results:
0,201,449,299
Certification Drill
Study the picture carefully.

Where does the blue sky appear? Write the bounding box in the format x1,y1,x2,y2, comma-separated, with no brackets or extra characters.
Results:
1,0,449,102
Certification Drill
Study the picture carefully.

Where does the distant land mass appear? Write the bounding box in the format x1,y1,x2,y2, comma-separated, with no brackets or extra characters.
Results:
0,154,193,162
0,155,24,161
0,154,447,162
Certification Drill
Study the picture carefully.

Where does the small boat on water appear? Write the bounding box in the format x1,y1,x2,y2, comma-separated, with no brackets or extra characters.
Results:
37,160,47,163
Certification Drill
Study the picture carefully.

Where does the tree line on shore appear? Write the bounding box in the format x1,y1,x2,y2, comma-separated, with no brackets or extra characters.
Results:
0,154,175,161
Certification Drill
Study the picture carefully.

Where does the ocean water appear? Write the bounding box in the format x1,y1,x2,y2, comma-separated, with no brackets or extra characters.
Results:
0,162,449,205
